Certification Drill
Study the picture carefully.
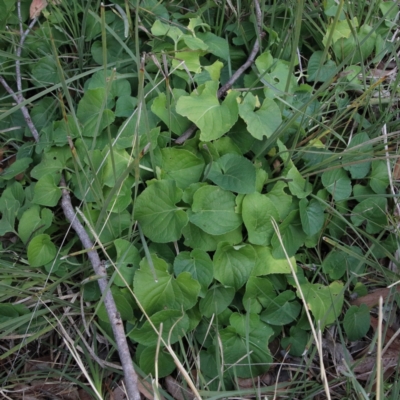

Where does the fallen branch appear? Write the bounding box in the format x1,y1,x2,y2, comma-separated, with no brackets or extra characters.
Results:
60,176,141,400
175,0,265,145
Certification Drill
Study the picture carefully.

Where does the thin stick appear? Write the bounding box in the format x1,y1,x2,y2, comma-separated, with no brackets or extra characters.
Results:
0,4,39,141
60,176,141,400
175,0,265,145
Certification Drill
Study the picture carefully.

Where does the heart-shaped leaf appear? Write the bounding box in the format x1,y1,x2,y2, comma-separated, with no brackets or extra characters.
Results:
176,80,239,141
135,180,188,243
189,185,242,235
134,254,200,315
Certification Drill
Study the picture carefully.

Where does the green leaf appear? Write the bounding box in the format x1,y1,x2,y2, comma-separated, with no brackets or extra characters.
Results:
321,168,352,201
77,88,115,136
161,148,205,190
218,313,273,378
182,222,242,252
253,245,296,275
83,281,101,302
104,176,134,213
173,249,214,297
213,242,256,290
243,276,276,313
332,24,376,64
322,246,364,279
238,93,282,140
207,154,256,194
0,304,19,324
299,281,344,327
351,197,387,234
263,60,298,99
151,20,183,43
299,198,324,237
204,60,224,81
343,305,370,341
30,147,68,179
197,32,230,60
286,165,312,199
134,254,200,315
135,180,188,243
111,290,135,321
18,205,53,244
31,153,65,180
32,175,62,207
151,89,191,135
242,193,280,246
0,157,32,180
323,17,357,46
129,309,189,346
307,51,337,82
0,190,19,235
260,291,301,326
342,132,372,179
271,210,306,258
176,80,239,141
115,96,137,117
91,38,126,65
88,70,131,99
141,0,168,20
102,148,132,187
369,160,389,194
183,35,208,50
199,285,235,317
139,345,175,378
281,326,309,356
264,181,292,220
31,55,58,86
172,50,203,73
113,239,141,287
27,234,57,267
189,185,242,235
182,182,208,205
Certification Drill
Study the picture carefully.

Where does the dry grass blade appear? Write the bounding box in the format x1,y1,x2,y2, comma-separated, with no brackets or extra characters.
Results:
271,218,332,400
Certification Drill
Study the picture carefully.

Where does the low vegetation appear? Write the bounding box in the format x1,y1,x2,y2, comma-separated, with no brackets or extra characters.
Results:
0,0,400,399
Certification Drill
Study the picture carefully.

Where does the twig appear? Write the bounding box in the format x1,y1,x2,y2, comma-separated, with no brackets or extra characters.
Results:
0,75,39,141
60,176,141,400
0,3,39,141
175,0,265,145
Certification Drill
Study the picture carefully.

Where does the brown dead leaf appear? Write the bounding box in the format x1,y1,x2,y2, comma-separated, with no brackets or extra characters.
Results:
30,0,48,19
237,372,276,388
393,157,400,181
138,378,164,400
13,381,79,400
110,385,127,400
349,315,400,380
350,286,400,308
369,316,400,352
352,352,398,380
165,376,195,400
